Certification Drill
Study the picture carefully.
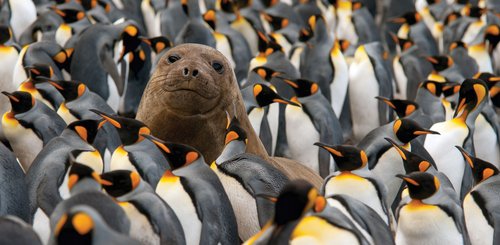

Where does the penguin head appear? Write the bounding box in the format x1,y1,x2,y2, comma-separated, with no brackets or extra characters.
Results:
2,91,34,115
203,9,217,30
119,24,141,62
224,117,248,145
252,66,281,81
441,81,461,98
261,0,279,8
386,137,434,173
395,37,414,52
274,179,325,226
143,134,203,170
393,119,439,144
426,55,453,72
90,109,150,146
256,32,283,58
337,39,350,53
67,156,102,191
0,25,12,45
50,4,86,24
351,1,364,11
376,96,419,118
462,5,484,18
474,72,500,89
263,13,289,31
307,15,328,41
455,146,499,185
419,80,445,97
485,25,500,51
25,64,54,82
283,78,319,98
54,210,94,244
454,79,488,121
51,49,71,73
449,41,467,52
252,83,299,107
100,170,142,197
298,27,313,42
397,172,440,200
216,0,236,13
314,143,368,171
76,0,100,11
392,11,422,25
66,120,100,144
444,11,461,26
47,79,86,102
141,36,173,54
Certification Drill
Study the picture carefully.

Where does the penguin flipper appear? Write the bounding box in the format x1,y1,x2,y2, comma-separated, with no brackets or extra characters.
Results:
255,197,276,227
101,46,124,96
259,109,273,155
460,161,474,201
37,178,63,216
129,193,186,245
315,211,370,245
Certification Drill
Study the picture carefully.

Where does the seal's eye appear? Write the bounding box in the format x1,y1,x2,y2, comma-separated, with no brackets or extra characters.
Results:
212,62,224,73
167,55,180,64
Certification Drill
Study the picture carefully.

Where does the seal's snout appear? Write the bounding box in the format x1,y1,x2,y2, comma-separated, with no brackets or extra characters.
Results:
182,67,199,78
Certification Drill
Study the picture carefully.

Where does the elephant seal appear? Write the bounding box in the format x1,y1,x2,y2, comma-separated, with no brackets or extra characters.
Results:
136,44,321,187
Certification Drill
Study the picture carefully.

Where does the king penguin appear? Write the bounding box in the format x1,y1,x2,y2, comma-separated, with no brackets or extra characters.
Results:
245,179,367,245
456,146,500,245
144,134,239,245
395,172,469,245
1,91,66,171
0,25,19,140
211,116,289,240
283,78,343,178
349,42,393,142
50,205,139,245
316,143,394,227
242,82,298,156
424,79,488,200
100,170,186,245
175,0,216,47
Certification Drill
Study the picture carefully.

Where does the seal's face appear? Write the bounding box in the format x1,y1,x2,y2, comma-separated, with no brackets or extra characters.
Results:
148,44,232,115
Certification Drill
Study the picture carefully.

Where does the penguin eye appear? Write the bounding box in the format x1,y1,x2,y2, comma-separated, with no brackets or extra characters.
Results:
212,62,224,73
167,55,180,64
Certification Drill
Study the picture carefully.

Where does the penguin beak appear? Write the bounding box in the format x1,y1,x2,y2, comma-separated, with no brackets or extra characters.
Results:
453,98,467,119
1,91,19,103
272,95,300,107
314,142,343,157
384,137,407,160
89,109,122,128
395,174,420,186
47,79,65,91
426,56,439,64
413,129,440,136
455,146,475,168
142,134,172,153
389,17,406,23
282,79,299,89
375,96,396,109
140,37,151,45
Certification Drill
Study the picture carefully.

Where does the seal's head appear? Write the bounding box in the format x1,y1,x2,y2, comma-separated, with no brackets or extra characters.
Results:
146,43,234,116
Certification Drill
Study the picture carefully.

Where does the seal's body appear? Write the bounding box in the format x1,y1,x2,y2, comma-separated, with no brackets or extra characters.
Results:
136,44,321,186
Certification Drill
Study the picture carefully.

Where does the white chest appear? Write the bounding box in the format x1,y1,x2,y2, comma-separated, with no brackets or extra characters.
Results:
463,193,493,245
120,202,160,245
285,106,320,173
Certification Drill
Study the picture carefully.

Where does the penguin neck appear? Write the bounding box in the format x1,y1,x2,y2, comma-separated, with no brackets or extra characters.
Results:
70,179,101,195
216,140,247,164
115,181,153,202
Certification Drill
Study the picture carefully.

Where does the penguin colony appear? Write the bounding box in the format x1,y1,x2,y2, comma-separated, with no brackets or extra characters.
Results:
0,0,500,244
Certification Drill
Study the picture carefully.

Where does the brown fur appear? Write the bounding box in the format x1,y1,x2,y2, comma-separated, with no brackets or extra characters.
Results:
136,44,322,187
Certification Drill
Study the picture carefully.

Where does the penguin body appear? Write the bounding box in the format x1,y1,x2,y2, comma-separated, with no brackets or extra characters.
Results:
0,216,41,245
324,194,395,245
0,26,19,140
2,0,37,40
175,0,216,47
101,170,186,245
329,40,350,118
349,42,393,142
70,22,139,110
396,172,469,244
284,78,343,178
318,143,393,226
211,117,289,240
50,205,138,245
393,43,432,100
457,147,500,245
424,79,488,199
0,142,30,223
147,136,239,245
2,91,66,171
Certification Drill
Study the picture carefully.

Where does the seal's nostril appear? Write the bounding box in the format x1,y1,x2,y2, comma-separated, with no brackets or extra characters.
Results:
183,68,189,76
192,69,199,77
